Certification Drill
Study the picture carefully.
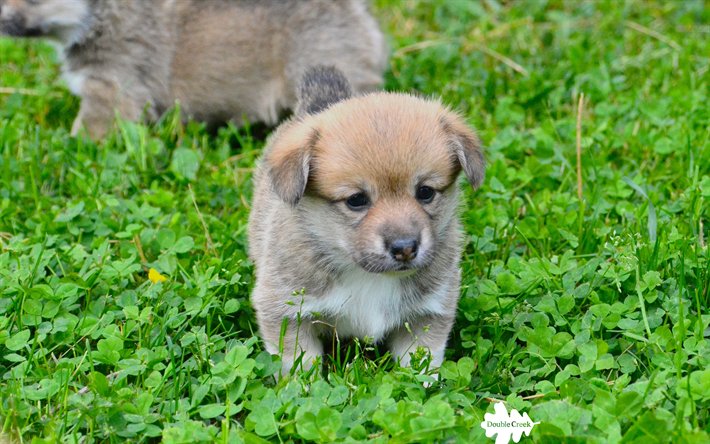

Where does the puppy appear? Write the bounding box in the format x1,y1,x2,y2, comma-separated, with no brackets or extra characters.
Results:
249,67,485,375
0,0,387,139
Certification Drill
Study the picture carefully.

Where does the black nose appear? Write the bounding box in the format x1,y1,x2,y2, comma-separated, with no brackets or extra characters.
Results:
389,238,419,262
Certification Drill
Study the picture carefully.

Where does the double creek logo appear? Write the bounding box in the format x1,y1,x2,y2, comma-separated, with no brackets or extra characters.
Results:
480,402,539,444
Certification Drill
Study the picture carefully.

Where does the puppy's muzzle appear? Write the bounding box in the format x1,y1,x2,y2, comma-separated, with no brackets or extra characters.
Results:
389,238,419,262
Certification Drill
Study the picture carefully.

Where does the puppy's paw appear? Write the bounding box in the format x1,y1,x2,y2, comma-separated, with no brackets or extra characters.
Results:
415,371,440,388
424,372,441,389
70,116,84,137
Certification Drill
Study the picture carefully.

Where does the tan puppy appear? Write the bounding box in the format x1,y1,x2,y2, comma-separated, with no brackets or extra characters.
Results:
0,0,387,139
249,67,485,375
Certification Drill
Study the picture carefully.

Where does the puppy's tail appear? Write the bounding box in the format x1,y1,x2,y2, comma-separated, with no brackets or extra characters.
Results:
296,66,352,117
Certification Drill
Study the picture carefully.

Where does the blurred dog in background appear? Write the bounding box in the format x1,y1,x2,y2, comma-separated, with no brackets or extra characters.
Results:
0,0,387,139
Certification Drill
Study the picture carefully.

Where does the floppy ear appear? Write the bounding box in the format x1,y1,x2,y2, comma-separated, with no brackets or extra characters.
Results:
265,123,320,206
442,115,486,190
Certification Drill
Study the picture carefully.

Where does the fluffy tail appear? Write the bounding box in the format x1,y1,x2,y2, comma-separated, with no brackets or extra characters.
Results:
296,66,352,117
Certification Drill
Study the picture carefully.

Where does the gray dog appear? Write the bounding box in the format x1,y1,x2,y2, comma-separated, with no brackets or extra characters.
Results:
0,0,387,138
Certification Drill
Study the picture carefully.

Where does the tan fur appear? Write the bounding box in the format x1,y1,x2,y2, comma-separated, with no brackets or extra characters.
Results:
249,89,485,376
0,0,387,139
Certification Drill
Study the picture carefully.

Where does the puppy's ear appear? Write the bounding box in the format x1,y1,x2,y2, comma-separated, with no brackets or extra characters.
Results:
442,115,486,190
266,123,319,206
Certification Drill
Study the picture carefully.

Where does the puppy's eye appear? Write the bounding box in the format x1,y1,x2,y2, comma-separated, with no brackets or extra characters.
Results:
345,193,368,210
416,186,435,203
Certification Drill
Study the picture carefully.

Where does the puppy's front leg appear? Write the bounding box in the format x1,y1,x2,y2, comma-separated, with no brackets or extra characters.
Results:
388,313,455,369
260,316,324,376
72,77,118,139
71,76,150,140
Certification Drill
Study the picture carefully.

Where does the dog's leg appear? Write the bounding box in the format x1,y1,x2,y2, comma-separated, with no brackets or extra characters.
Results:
388,313,454,369
259,316,324,376
71,77,117,139
71,76,154,139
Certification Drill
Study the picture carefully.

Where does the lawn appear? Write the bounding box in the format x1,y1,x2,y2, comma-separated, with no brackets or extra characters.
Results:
1,1,709,443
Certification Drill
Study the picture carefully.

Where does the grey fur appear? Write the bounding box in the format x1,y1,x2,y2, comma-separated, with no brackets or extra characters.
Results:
0,0,388,139
296,66,353,117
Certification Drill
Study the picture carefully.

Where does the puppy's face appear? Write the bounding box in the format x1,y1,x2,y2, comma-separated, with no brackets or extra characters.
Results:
0,0,89,39
267,94,485,274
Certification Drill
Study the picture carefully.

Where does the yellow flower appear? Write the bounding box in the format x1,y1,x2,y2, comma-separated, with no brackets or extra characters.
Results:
149,268,168,283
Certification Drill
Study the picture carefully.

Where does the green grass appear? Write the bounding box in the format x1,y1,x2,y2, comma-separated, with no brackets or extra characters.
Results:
1,1,710,443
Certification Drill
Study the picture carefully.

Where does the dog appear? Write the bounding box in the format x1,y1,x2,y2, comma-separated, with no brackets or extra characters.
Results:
0,0,387,139
249,66,485,376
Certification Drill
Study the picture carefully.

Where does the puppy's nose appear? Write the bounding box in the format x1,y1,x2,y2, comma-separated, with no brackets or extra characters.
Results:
389,238,419,262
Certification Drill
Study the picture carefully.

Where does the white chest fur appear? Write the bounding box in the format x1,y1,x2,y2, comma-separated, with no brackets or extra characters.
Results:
301,268,403,341
299,267,447,342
